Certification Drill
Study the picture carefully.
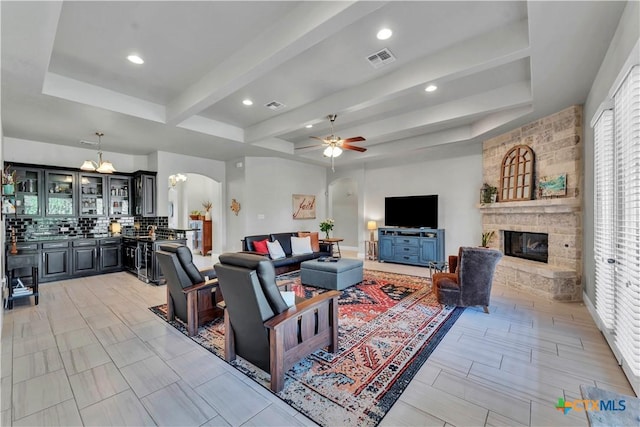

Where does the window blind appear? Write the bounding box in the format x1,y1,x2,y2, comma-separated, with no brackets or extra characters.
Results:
593,109,615,330
613,65,640,379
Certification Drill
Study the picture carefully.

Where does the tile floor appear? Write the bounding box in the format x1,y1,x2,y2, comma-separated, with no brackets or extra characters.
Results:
1,251,635,426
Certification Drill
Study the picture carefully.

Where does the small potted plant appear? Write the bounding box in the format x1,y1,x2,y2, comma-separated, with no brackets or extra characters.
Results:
2,166,17,195
202,200,212,220
481,230,495,248
481,183,498,204
189,210,201,220
319,218,335,239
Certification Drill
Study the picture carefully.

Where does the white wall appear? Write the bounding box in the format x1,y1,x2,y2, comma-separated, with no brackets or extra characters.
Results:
225,158,247,252
225,157,327,251
329,178,358,247
583,1,639,303
363,145,483,258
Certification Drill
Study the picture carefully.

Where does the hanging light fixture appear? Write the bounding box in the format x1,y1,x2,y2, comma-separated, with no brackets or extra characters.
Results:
80,132,116,174
323,143,342,172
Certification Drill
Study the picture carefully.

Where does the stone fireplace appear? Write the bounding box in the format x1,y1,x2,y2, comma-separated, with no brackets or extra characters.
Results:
481,105,583,301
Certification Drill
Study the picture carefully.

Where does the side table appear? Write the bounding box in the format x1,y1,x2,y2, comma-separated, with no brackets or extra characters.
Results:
320,238,344,258
428,261,449,278
365,240,378,260
5,252,39,309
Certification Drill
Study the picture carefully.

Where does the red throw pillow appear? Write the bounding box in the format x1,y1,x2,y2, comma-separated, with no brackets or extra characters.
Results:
298,232,320,252
252,238,270,255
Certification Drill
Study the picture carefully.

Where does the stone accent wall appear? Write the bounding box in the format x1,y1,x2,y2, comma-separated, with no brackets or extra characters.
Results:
481,105,583,301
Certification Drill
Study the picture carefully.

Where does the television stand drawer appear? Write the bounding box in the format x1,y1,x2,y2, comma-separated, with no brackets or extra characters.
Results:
393,236,419,246
394,245,419,256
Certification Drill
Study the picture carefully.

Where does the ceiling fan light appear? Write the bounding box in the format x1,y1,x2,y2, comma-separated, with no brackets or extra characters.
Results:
324,146,342,157
96,161,116,174
80,160,97,171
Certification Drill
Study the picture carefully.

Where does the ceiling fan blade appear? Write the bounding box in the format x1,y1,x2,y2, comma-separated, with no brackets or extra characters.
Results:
309,136,326,141
341,136,366,143
342,144,367,152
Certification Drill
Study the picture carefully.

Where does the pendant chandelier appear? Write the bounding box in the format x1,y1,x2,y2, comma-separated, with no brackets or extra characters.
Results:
80,131,116,174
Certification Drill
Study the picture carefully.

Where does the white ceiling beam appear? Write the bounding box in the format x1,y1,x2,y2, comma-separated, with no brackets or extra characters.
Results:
471,106,533,137
176,115,244,142
165,1,387,126
299,81,532,149
43,73,166,123
245,19,530,143
251,137,294,155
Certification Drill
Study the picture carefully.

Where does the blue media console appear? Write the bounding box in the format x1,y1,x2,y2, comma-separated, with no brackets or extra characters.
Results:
378,227,445,267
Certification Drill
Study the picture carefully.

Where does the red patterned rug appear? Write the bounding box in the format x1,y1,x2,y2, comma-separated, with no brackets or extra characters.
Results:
150,269,463,427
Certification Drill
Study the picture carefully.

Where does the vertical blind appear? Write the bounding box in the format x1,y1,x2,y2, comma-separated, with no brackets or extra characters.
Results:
613,65,640,379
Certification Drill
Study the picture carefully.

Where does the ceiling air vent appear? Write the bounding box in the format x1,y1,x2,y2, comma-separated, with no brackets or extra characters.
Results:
366,48,396,69
264,100,286,111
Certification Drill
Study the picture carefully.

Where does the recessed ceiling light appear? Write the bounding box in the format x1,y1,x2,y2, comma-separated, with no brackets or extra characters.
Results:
127,54,144,65
377,28,392,40
305,124,313,128
242,99,253,106
425,84,438,92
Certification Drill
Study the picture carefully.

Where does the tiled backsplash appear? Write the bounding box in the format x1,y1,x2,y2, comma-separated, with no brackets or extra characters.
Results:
5,216,169,242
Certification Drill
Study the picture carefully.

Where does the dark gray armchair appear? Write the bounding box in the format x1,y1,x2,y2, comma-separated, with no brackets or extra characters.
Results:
156,243,222,336
214,252,339,392
432,247,503,313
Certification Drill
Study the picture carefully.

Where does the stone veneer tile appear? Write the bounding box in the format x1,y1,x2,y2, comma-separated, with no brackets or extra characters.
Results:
482,105,583,301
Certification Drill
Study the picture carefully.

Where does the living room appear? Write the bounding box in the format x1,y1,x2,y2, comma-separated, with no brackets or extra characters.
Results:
1,1,639,426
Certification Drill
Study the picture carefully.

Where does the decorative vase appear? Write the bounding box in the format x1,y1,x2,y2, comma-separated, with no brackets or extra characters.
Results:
205,211,211,220
325,231,330,239
3,184,14,195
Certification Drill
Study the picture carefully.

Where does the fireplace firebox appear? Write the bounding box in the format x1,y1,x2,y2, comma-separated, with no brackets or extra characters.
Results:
503,231,548,263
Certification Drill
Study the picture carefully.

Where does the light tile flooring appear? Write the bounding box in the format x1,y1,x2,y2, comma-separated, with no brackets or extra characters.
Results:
1,251,635,426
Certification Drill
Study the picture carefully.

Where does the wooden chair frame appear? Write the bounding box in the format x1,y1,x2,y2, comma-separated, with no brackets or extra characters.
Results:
166,278,222,336
224,290,340,392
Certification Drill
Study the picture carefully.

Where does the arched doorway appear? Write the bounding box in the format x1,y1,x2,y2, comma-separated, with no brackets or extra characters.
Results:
167,172,223,255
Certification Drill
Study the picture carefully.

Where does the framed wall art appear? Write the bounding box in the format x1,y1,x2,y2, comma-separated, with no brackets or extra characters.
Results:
538,174,567,198
292,194,316,219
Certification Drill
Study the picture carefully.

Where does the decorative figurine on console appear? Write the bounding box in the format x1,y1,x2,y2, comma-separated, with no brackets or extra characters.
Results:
9,227,18,254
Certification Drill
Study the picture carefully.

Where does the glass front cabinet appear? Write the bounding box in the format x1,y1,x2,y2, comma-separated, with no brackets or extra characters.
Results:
45,170,76,217
79,173,106,217
108,175,130,216
12,167,42,216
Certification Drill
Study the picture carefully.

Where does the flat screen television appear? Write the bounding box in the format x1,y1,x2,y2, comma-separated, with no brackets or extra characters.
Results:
385,195,438,229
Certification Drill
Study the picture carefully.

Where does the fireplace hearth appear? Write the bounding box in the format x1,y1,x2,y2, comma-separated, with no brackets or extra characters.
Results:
504,231,548,263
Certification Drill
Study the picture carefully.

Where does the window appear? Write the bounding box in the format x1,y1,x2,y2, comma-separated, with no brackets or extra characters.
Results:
499,145,534,201
593,64,639,394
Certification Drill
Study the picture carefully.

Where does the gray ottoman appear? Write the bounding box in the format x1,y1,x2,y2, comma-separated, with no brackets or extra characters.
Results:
300,258,364,290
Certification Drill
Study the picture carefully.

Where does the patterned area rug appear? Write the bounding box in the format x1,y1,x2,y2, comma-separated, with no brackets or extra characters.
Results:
150,269,463,427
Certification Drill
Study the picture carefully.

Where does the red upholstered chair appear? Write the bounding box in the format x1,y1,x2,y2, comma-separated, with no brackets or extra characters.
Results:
432,247,503,313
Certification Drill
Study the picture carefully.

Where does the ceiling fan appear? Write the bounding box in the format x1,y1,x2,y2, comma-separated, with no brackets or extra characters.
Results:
297,114,366,171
